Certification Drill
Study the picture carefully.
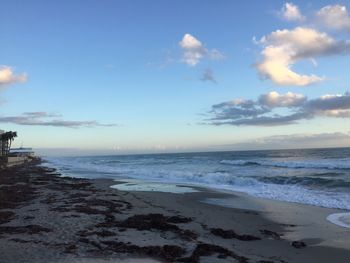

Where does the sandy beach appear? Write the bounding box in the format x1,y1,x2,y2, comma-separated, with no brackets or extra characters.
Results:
0,160,349,263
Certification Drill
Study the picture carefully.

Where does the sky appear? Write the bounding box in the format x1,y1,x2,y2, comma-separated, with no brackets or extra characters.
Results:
1,0,350,155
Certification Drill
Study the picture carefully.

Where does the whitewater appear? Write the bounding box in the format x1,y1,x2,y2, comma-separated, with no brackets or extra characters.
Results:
44,147,350,210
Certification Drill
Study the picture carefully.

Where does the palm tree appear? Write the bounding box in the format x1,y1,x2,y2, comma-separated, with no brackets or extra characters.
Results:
0,131,17,156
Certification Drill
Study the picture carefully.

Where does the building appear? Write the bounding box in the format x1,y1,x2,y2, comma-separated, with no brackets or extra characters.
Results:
10,147,35,157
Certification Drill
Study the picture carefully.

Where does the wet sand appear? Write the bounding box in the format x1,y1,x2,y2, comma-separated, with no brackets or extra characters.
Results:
0,160,349,262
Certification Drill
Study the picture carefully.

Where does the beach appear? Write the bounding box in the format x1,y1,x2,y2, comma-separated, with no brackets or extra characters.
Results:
0,160,349,263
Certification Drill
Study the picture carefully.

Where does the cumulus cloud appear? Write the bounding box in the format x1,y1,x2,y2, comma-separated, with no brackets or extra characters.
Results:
0,112,116,128
304,92,350,117
256,27,350,86
258,91,306,107
0,66,27,87
179,34,224,66
316,5,350,32
179,34,206,66
207,91,350,126
200,68,217,83
279,3,350,32
280,2,305,22
211,98,269,121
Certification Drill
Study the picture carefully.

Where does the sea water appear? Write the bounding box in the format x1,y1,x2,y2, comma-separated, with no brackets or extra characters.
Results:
44,148,350,211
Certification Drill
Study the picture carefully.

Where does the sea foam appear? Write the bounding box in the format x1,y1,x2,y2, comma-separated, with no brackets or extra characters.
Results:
44,148,350,210
327,213,350,228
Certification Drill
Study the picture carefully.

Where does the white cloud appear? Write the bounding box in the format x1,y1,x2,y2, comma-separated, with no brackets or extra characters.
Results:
316,5,350,32
280,2,305,22
179,34,206,66
0,66,27,87
179,34,224,66
256,27,350,86
179,34,203,50
260,27,336,57
257,45,324,86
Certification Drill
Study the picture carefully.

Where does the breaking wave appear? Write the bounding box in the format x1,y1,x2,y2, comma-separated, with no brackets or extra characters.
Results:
220,159,350,170
44,148,350,210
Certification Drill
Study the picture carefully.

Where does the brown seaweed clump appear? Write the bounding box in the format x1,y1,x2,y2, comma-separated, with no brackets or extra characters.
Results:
0,225,51,235
210,228,261,241
178,243,249,263
97,213,197,240
101,241,185,262
292,240,306,248
0,211,15,225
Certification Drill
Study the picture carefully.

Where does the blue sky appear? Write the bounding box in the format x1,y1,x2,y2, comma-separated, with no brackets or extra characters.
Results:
1,0,350,155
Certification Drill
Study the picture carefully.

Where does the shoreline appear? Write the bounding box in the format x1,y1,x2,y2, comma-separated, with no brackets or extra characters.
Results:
0,160,349,262
111,179,350,249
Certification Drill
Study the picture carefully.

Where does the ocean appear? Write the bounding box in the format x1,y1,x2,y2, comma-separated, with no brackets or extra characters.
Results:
44,147,350,210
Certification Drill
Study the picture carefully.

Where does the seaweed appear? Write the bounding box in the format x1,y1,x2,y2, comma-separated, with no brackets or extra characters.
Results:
178,243,248,263
211,228,261,241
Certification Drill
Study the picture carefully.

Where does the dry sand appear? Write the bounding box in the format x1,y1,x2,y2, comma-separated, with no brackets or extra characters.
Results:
0,160,349,262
